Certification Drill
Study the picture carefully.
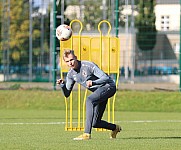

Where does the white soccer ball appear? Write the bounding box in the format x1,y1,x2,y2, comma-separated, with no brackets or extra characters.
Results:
56,24,72,41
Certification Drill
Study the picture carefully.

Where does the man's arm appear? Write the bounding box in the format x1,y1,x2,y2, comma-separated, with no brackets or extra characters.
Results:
91,64,110,85
57,76,75,98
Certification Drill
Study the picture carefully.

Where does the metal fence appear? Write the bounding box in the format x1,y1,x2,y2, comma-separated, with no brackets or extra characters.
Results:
0,0,180,90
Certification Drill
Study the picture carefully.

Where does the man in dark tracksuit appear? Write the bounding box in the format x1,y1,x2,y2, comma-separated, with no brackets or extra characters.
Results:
57,49,121,140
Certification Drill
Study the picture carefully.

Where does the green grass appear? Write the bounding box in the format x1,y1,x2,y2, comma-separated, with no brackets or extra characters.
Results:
0,110,181,150
0,90,181,149
0,90,181,112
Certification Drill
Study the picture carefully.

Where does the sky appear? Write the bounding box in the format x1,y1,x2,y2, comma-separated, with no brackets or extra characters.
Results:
33,0,50,7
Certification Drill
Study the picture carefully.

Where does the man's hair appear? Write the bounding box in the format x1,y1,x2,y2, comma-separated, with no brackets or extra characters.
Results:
63,49,75,60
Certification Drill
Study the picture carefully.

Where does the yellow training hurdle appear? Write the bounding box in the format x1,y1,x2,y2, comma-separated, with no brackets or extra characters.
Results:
59,19,120,131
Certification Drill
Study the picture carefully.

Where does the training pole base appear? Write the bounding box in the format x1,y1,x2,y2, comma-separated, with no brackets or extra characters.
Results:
65,127,85,131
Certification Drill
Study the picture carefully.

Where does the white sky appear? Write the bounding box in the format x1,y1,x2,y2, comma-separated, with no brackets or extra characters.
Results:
33,0,50,7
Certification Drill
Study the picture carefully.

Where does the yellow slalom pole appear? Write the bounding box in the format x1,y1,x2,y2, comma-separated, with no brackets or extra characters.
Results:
60,63,68,130
83,38,92,129
69,94,73,129
98,20,112,130
59,44,68,130
107,26,111,123
70,20,83,130
112,38,120,123
83,89,88,129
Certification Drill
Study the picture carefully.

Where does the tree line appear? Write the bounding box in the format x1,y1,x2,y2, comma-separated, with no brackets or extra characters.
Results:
0,0,156,69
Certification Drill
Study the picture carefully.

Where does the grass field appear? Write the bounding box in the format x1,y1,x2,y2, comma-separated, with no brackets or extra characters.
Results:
0,89,181,149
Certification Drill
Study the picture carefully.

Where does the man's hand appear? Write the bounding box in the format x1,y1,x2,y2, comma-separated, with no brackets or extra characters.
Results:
56,79,64,85
86,80,92,87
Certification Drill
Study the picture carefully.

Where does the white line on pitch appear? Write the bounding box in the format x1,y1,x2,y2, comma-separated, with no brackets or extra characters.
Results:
118,120,181,123
0,120,181,125
0,122,65,125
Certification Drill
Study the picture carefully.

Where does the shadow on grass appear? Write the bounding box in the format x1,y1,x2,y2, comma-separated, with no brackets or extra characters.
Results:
123,137,181,140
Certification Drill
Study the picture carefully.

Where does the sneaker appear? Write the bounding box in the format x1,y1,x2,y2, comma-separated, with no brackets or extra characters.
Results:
110,125,121,139
73,133,91,140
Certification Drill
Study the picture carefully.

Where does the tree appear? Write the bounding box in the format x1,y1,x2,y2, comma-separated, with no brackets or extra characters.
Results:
9,1,29,64
135,0,157,72
0,0,2,51
83,0,102,31
0,0,41,66
64,0,124,32
0,1,2,65
136,0,157,51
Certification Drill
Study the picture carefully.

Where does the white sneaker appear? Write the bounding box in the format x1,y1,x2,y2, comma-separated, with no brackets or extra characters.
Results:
73,133,91,140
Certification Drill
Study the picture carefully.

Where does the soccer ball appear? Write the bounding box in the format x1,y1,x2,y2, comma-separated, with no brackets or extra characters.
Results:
56,24,72,41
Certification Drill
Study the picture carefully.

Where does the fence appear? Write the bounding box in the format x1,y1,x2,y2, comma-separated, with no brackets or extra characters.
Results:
0,0,180,90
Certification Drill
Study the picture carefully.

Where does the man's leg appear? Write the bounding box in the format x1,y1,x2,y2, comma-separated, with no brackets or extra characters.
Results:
92,100,122,139
73,84,121,140
85,84,116,134
92,100,116,130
